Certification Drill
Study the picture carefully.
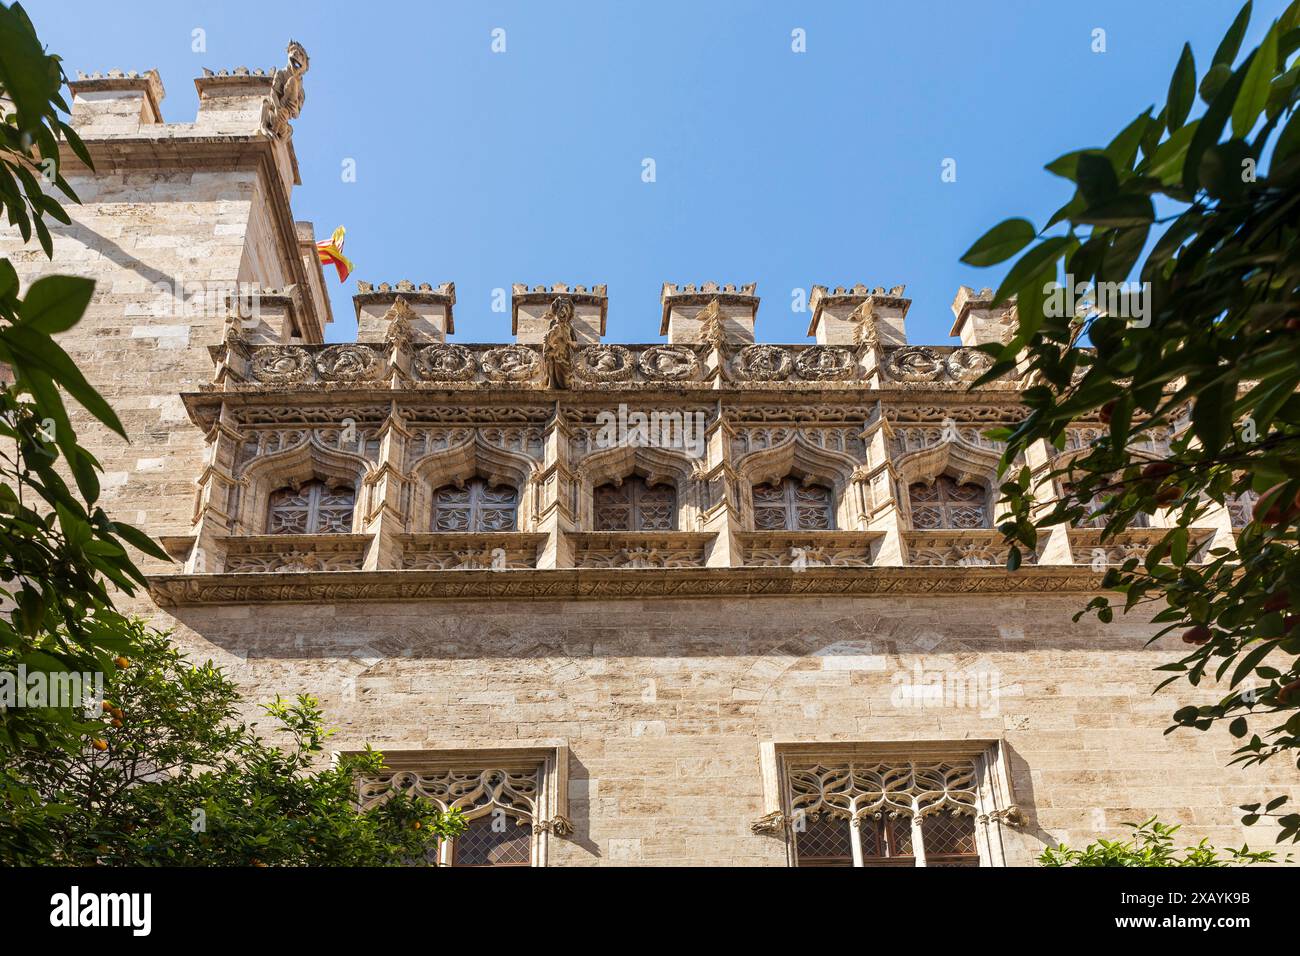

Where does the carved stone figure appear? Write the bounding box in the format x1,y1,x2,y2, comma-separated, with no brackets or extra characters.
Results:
263,40,309,140
541,296,578,389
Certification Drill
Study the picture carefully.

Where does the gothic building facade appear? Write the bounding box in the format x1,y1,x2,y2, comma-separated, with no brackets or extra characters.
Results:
7,43,1288,866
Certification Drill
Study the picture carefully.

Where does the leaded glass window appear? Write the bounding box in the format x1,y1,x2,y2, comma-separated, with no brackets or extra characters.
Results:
594,477,676,531
787,759,981,867
908,476,989,530
359,766,541,868
432,478,518,532
266,480,355,534
752,477,834,531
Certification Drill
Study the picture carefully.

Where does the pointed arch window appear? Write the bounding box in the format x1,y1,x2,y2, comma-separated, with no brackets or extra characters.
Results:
432,478,518,532
594,477,676,532
267,480,355,534
908,476,989,530
1063,482,1150,529
787,760,981,868
752,477,835,531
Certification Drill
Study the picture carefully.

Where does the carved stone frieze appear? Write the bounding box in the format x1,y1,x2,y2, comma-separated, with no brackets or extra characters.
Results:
573,344,635,383
251,345,313,384
315,344,382,382
148,565,1113,606
221,533,368,573
638,345,699,381
397,533,545,571
415,343,476,382
904,531,1038,568
794,345,857,381
482,345,542,383
881,346,1007,387
730,344,793,382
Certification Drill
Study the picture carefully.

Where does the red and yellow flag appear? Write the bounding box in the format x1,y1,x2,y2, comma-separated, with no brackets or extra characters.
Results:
316,225,354,282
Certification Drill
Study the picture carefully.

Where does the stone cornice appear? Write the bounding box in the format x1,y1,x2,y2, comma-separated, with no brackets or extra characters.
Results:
148,565,1108,606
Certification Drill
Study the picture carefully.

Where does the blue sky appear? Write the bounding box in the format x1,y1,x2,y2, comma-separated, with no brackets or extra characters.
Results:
35,0,1277,344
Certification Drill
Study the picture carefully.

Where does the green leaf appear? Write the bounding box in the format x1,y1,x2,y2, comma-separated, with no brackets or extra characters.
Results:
110,521,172,563
1167,44,1197,133
1075,194,1155,228
1077,153,1119,205
1273,106,1300,165
961,218,1037,267
1231,640,1278,688
1231,22,1277,139
991,236,1076,308
1213,1,1253,68
1185,55,1252,191
20,275,94,335
1145,120,1200,184
0,3,56,132
1045,150,1088,181
1198,139,1253,201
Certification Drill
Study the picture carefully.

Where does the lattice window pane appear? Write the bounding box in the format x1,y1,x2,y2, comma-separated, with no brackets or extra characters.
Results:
909,476,989,530
922,812,979,866
433,478,518,533
752,477,834,532
1227,490,1258,529
452,816,533,867
794,812,853,866
594,477,677,532
267,480,355,535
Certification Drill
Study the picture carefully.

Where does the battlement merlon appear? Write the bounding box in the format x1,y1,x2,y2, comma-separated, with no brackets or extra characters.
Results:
355,281,456,343
513,284,607,344
808,285,909,347
660,283,759,345
950,285,1016,347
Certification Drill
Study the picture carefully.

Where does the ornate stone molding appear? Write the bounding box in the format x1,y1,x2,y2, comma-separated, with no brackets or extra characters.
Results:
150,565,1110,606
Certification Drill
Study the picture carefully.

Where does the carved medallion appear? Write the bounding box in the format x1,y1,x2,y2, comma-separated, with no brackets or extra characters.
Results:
573,345,634,383
482,345,542,382
731,344,793,382
415,344,477,382
883,346,945,382
251,345,313,384
795,346,855,381
638,345,699,381
945,348,995,382
315,344,381,382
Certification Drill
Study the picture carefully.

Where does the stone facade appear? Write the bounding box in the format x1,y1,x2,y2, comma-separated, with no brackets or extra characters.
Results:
5,43,1294,866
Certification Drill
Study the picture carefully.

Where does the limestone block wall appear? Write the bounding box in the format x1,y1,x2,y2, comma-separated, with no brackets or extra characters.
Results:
152,593,1295,866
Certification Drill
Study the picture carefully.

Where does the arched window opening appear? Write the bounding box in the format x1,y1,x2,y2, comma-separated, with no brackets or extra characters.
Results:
908,476,989,530
432,478,519,532
594,477,676,532
266,480,355,534
752,477,835,531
